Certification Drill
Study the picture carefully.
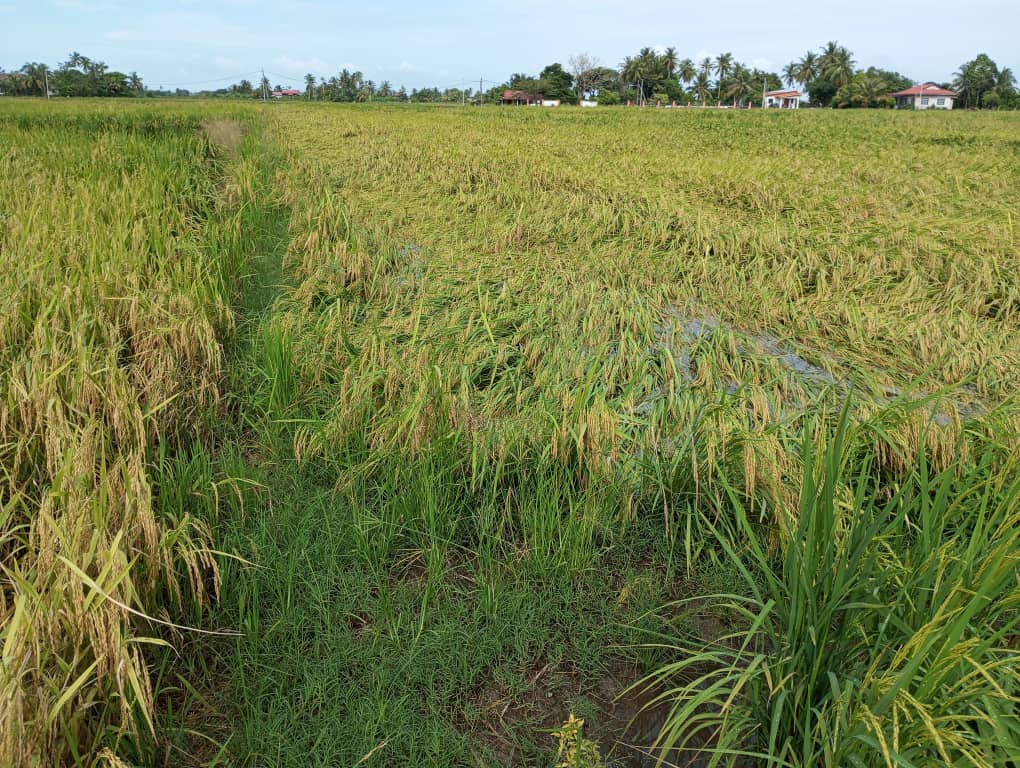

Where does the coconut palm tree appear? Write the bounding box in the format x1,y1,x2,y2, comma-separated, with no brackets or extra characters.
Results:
6,71,27,95
128,71,143,95
994,67,1017,102
693,71,712,105
823,46,856,89
714,52,733,99
953,58,989,108
820,41,841,66
304,72,316,99
621,56,641,102
624,53,660,102
795,51,819,87
621,56,635,82
678,58,696,85
67,51,89,71
782,62,799,88
700,57,713,76
726,66,757,106
18,62,48,96
840,72,888,107
662,47,679,79
621,56,638,84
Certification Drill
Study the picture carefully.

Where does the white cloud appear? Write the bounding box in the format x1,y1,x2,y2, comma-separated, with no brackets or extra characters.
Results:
105,12,262,47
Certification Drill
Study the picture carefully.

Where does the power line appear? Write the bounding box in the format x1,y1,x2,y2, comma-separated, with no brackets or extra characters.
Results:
153,71,262,89
263,70,307,84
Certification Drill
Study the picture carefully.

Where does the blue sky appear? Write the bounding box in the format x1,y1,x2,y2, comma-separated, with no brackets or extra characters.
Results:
1,0,1016,91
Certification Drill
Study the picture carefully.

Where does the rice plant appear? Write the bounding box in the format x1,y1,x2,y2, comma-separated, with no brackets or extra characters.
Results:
638,408,1020,766
0,100,268,765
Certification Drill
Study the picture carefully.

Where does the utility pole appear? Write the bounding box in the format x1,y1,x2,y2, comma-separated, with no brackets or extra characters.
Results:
261,67,268,101
479,77,484,106
43,66,50,100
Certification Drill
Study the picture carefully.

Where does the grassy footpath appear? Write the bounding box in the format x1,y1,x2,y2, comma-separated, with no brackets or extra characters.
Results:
166,165,694,765
127,113,705,768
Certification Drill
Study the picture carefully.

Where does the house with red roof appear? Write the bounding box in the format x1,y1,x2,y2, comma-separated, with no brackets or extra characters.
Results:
764,89,801,109
502,89,542,106
890,83,957,110
271,89,303,99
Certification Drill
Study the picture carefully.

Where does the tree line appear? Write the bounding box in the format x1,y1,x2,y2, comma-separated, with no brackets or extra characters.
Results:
486,45,1015,109
782,46,1015,108
0,53,142,97
2,47,1015,109
281,45,1016,109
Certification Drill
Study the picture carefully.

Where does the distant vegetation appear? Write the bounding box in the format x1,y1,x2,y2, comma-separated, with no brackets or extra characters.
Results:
2,46,1016,108
224,45,1020,109
0,52,143,97
953,53,1018,108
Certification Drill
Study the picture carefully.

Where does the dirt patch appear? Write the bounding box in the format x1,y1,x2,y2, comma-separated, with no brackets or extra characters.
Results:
464,656,731,768
592,661,705,768
467,660,577,765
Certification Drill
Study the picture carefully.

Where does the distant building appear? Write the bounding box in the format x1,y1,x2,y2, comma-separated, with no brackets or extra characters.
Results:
271,89,303,99
541,99,560,107
890,83,957,110
764,89,801,109
579,100,598,108
501,89,542,106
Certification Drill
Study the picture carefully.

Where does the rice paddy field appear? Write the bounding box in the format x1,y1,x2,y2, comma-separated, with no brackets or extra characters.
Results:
2,100,1019,767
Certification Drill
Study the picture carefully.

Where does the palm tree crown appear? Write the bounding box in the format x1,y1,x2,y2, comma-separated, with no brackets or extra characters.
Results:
795,51,819,87
662,47,678,78
678,58,696,85
714,52,734,99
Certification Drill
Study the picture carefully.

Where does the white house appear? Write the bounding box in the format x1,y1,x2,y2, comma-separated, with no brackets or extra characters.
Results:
764,89,801,109
890,83,957,110
541,99,560,107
